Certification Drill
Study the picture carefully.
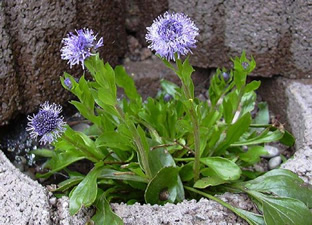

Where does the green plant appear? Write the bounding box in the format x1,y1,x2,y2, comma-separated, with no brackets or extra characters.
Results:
29,13,312,225
31,52,312,225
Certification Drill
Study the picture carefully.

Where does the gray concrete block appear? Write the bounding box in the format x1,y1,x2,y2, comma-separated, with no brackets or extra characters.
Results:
281,81,312,183
0,150,51,224
112,193,253,225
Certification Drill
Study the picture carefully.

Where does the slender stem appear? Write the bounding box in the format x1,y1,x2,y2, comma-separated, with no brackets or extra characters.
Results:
191,113,201,181
180,78,201,182
151,140,195,154
114,104,152,178
175,139,195,154
150,143,176,151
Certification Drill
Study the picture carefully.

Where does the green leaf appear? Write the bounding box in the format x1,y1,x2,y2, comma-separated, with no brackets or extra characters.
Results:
239,146,268,165
160,79,181,98
234,208,265,225
243,169,312,208
179,162,194,181
214,113,252,154
96,131,133,151
144,166,184,205
74,130,105,160
248,191,312,225
52,176,84,192
253,102,269,125
148,148,176,177
245,80,261,93
69,165,103,215
194,176,227,189
200,157,242,181
37,150,85,178
115,65,140,101
97,87,117,106
30,149,54,158
98,168,148,183
240,91,256,116
222,98,234,124
92,190,124,225
231,129,283,146
279,130,295,146
136,125,150,155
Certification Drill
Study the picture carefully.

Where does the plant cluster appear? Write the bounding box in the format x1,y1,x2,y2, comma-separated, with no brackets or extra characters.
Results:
30,12,312,225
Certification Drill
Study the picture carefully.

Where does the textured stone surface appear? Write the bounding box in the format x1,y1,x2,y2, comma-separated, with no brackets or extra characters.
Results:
112,193,253,225
281,81,312,184
168,0,312,78
0,0,127,126
0,2,20,125
125,0,168,45
0,150,51,224
51,197,94,225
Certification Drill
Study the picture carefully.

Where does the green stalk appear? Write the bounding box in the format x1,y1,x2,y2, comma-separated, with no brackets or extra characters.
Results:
178,65,201,182
114,104,152,179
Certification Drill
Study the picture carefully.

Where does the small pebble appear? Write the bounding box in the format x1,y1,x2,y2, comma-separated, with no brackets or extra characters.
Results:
268,156,282,170
261,145,280,158
197,94,206,102
49,197,57,206
72,123,90,132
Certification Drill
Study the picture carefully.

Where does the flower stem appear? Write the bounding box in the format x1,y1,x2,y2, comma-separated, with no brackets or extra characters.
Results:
179,76,201,182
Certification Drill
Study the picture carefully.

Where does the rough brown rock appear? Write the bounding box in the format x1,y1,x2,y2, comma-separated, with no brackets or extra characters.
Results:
125,0,168,45
0,0,127,126
169,0,312,78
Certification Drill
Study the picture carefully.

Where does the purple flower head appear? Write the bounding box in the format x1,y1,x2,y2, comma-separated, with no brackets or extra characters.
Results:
26,102,66,145
146,12,199,61
242,61,249,70
61,28,103,69
64,78,73,89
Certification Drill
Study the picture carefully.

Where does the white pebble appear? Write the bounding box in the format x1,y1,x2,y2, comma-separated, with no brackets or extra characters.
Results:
269,156,282,170
261,145,280,158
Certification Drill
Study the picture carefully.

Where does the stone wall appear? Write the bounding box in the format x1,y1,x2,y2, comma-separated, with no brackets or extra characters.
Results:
1,0,312,125
0,0,127,126
168,0,312,78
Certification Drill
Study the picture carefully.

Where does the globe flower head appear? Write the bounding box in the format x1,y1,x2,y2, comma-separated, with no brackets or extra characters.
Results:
61,28,103,69
146,12,199,61
26,102,66,145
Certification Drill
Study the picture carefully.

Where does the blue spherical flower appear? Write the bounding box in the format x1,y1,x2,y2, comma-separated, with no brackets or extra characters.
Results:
61,28,103,69
146,12,199,61
26,102,66,145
